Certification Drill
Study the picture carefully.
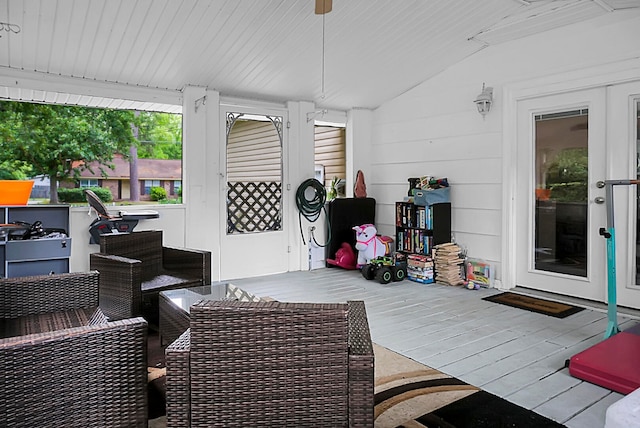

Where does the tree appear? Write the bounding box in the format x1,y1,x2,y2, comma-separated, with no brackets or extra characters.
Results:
135,111,182,160
0,101,135,203
0,160,31,179
545,148,588,202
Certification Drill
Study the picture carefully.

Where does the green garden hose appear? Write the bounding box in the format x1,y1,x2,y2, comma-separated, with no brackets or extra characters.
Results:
295,178,330,246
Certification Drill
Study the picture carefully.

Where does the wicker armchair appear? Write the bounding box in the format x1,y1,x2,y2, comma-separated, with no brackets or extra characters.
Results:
165,300,374,428
0,271,148,428
90,230,211,326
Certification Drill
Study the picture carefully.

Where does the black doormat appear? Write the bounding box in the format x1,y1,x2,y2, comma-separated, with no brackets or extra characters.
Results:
417,390,566,427
483,292,584,318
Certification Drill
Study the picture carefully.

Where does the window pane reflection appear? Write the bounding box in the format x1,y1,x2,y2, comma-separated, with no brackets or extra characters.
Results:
534,110,588,277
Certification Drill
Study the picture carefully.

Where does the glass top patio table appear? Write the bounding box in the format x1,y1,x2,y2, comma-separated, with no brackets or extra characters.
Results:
160,282,262,314
158,282,262,345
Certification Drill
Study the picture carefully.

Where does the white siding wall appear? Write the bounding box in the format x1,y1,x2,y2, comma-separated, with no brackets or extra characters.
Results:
369,11,640,286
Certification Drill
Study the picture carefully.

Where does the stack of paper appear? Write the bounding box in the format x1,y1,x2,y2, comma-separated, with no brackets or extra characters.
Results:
433,243,465,286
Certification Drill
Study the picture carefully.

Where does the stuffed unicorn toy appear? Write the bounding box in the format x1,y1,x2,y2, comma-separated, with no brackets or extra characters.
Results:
352,224,393,268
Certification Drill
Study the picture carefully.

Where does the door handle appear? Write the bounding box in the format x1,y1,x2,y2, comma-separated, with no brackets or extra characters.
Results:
594,196,605,204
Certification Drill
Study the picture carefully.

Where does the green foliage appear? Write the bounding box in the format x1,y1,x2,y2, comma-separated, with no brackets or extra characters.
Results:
58,187,113,203
0,160,31,179
87,187,113,202
158,186,183,204
158,197,182,204
545,148,588,202
549,182,587,202
150,186,167,201
327,176,338,201
134,112,182,160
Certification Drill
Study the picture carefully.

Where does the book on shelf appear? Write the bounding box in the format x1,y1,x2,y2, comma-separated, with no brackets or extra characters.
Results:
396,230,433,255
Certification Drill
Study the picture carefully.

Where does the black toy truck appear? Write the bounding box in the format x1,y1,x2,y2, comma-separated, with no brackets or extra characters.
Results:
361,254,407,284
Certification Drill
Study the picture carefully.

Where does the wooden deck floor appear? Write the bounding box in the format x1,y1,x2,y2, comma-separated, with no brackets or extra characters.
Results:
231,267,639,428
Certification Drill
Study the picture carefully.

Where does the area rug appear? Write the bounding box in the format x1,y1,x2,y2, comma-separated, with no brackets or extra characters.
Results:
147,334,565,427
147,331,167,421
482,291,584,318
373,343,565,427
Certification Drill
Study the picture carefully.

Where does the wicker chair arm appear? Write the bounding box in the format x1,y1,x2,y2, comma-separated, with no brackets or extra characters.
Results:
90,253,143,320
91,252,142,265
0,316,147,348
347,300,375,428
0,317,148,428
0,271,100,319
166,328,192,428
163,246,212,284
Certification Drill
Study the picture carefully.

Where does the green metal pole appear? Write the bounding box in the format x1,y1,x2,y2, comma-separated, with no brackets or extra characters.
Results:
604,226,619,339
600,179,640,339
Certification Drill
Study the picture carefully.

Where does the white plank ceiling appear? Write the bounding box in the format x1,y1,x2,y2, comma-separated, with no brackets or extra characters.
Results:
0,0,637,112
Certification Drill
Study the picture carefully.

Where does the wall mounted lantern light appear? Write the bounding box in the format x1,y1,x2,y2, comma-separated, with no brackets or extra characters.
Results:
474,83,493,117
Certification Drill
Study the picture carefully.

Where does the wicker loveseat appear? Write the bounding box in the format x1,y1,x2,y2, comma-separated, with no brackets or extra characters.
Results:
90,230,211,326
0,271,148,428
165,300,374,428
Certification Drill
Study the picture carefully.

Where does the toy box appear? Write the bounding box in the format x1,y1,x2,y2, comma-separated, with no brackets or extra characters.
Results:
465,258,494,287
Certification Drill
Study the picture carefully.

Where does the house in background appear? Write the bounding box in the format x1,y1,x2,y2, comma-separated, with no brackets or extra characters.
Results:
29,175,50,199
61,154,182,201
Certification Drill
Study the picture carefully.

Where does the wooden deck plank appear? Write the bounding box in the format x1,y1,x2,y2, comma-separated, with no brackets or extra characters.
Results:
424,329,523,368
460,340,564,387
534,381,613,423
506,369,583,409
564,391,623,428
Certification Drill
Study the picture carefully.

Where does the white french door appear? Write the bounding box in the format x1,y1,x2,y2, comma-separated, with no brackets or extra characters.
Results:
516,81,640,308
607,81,640,308
516,88,607,302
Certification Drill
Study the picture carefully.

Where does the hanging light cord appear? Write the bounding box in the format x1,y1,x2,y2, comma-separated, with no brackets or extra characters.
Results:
321,10,326,99
295,178,331,247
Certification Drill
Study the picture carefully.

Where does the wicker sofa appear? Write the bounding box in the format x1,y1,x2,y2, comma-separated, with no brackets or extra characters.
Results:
90,230,212,326
0,271,148,428
165,299,374,428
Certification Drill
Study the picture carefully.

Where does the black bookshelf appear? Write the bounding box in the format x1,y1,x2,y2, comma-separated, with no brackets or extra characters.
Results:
395,202,451,256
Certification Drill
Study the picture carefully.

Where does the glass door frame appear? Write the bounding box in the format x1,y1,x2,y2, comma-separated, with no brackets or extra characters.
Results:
513,88,607,301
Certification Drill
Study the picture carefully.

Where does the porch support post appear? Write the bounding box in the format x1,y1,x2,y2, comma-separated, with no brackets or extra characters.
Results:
182,86,221,280
287,100,317,271
346,108,373,197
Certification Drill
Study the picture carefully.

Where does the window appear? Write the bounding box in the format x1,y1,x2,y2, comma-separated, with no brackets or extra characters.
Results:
0,99,183,204
314,125,346,196
144,180,161,195
173,180,182,195
79,179,99,188
314,126,346,188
